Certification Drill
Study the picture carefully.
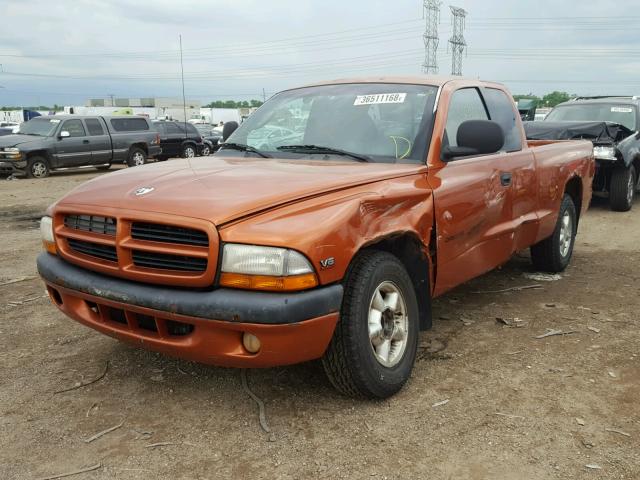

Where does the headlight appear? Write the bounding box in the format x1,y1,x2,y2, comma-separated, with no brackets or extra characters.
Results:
3,147,19,153
40,216,57,255
593,145,616,161
2,147,22,159
219,243,317,291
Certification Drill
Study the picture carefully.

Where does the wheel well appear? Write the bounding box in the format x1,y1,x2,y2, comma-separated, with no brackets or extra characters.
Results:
564,176,583,223
358,233,432,331
26,150,51,162
130,143,148,155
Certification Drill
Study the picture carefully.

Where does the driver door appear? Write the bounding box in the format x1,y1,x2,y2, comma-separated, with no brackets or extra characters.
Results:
429,87,515,296
54,119,90,167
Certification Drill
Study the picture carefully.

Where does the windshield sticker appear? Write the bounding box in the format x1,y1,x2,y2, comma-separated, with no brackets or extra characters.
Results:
354,93,407,106
50,119,61,123
611,107,633,113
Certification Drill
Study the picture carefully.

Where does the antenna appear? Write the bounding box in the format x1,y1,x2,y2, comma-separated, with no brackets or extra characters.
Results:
179,34,188,129
422,0,441,74
448,6,467,76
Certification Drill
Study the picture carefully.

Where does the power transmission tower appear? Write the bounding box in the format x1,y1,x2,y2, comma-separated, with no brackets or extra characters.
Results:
422,0,441,74
448,6,467,76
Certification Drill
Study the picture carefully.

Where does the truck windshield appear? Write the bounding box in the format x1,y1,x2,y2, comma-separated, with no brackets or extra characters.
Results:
223,83,438,163
545,104,637,131
19,117,61,136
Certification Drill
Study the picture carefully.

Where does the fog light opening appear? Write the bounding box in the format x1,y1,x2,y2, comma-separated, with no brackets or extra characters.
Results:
48,287,63,306
242,332,261,354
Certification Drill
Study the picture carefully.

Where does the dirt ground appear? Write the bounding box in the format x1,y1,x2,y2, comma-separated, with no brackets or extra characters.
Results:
0,166,638,480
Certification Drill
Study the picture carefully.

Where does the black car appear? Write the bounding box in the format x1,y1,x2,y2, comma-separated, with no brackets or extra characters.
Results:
525,96,640,211
194,124,223,154
0,115,161,178
152,120,204,160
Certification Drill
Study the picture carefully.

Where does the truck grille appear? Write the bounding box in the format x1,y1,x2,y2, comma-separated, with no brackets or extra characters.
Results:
132,251,207,272
64,215,116,236
68,239,118,262
54,209,217,288
131,222,208,247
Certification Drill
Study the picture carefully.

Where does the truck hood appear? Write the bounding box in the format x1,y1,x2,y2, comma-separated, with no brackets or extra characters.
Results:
57,156,426,225
0,134,45,148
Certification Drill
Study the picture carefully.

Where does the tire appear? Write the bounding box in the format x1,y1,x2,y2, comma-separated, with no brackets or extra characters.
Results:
530,194,577,273
95,164,111,171
609,165,635,212
26,156,50,179
322,250,419,399
182,144,196,158
127,147,147,167
201,145,211,156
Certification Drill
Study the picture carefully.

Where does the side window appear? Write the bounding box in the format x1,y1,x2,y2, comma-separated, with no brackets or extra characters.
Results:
483,88,522,152
153,123,165,134
444,88,488,147
61,119,86,137
186,124,199,136
85,118,105,136
165,123,182,134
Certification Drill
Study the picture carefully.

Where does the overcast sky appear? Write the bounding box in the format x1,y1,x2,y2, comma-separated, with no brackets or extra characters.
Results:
1,0,639,106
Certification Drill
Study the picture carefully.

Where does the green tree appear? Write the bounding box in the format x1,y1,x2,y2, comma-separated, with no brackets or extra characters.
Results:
541,91,572,107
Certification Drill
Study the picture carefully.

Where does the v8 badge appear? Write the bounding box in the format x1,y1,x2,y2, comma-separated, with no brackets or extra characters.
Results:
319,257,335,269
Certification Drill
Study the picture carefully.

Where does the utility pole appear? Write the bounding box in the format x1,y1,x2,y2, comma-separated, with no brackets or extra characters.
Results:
262,88,266,103
422,0,441,74
108,94,115,106
448,6,467,76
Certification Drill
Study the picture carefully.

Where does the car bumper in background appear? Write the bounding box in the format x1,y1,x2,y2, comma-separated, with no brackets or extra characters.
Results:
37,253,343,367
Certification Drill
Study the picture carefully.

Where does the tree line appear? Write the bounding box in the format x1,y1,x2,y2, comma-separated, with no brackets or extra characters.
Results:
513,91,574,108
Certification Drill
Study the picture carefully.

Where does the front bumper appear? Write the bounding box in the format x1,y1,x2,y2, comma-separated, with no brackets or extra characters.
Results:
38,253,342,367
0,159,26,174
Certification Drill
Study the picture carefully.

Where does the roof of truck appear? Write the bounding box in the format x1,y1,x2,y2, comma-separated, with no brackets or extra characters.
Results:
298,76,504,89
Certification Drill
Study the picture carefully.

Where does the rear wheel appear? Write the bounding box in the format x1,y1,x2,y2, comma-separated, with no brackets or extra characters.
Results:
26,156,50,178
182,144,196,158
530,194,576,272
127,147,147,167
322,251,419,399
609,165,635,212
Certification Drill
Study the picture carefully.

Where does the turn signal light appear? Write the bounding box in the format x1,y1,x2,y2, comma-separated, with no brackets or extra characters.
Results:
219,272,318,291
43,240,57,255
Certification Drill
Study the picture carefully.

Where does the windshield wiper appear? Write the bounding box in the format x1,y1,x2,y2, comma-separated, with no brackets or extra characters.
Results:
219,142,272,158
277,144,371,163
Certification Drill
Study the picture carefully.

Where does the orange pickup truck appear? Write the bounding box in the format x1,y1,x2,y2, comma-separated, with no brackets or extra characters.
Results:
37,77,594,398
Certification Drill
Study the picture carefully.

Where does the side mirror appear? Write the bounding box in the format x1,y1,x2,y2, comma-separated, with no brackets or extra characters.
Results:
59,131,70,138
442,120,504,160
222,121,239,142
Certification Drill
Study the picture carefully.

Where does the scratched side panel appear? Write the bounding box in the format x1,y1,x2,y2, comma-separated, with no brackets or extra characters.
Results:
219,174,434,286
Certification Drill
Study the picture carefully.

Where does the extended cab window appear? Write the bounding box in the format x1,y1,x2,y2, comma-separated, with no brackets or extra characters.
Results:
85,118,105,136
62,119,86,137
444,88,489,148
110,118,150,132
483,88,522,152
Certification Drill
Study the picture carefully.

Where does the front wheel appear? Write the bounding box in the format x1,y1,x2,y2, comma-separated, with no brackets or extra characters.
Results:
609,165,635,212
26,156,50,178
201,145,211,156
182,144,196,158
127,148,147,167
322,251,419,399
530,194,577,273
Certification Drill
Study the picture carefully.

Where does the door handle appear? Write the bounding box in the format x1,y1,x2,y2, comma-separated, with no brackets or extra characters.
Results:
500,172,512,187
83,140,90,144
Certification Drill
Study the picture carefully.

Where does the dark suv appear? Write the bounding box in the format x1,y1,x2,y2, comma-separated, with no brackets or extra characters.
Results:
153,121,205,160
